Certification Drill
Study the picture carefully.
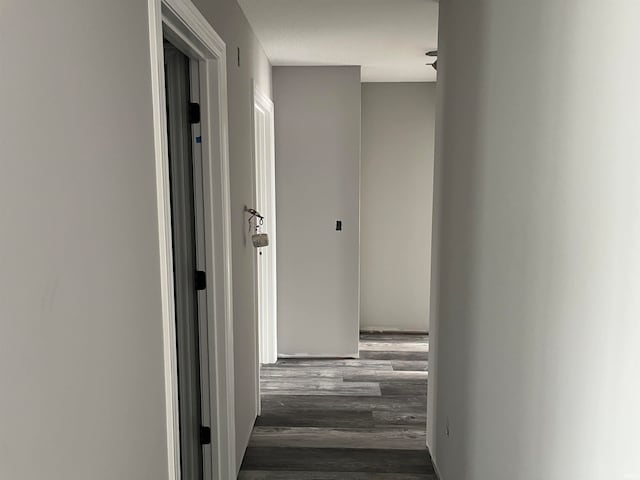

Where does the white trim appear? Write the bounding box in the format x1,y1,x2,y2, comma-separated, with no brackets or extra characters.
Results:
360,327,429,335
251,83,278,367
428,447,443,480
148,1,236,479
278,353,360,359
249,91,259,417
253,87,274,119
148,2,180,478
250,82,278,418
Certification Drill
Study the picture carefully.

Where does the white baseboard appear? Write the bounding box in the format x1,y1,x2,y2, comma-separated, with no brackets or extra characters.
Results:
427,445,442,479
360,327,429,335
278,352,359,359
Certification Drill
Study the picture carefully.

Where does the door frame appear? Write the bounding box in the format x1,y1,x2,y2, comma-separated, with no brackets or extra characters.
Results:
148,1,236,479
251,83,278,370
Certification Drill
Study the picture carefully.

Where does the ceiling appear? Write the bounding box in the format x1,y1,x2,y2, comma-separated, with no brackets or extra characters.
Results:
237,0,439,82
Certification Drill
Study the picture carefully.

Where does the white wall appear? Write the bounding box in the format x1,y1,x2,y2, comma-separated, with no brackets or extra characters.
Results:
191,0,273,468
274,66,361,357
0,0,272,476
429,1,640,479
360,82,436,332
0,1,167,478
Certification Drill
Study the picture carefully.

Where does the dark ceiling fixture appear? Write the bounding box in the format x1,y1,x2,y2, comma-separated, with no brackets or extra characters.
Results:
426,50,438,71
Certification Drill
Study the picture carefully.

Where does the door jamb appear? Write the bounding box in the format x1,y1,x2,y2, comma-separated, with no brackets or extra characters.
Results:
250,83,278,417
148,1,236,478
251,84,278,367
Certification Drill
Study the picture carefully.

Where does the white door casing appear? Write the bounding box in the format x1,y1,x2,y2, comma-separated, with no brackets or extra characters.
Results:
252,84,278,367
148,0,236,478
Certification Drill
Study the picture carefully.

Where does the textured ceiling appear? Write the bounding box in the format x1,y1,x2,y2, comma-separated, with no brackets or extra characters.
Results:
237,0,439,82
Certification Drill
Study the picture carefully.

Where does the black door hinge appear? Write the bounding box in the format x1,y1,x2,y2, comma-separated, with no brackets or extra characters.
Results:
195,270,206,291
200,425,211,445
188,102,201,124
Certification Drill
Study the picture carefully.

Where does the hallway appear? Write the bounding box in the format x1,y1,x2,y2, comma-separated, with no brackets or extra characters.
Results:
239,333,434,479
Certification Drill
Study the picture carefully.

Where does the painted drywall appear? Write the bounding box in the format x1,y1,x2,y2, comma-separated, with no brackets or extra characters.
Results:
360,83,435,332
0,0,272,476
189,0,272,469
428,1,640,479
274,66,361,357
0,1,167,479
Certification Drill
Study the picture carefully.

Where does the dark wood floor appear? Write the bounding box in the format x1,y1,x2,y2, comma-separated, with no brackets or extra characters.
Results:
238,333,435,479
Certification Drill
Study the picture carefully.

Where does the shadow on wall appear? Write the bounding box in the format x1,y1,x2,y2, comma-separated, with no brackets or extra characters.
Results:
428,0,487,478
429,0,640,478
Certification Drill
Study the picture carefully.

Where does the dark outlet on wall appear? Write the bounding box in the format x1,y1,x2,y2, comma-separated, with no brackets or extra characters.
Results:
336,220,342,231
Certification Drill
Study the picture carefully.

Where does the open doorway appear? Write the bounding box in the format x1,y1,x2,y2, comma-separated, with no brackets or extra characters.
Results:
252,84,278,368
148,1,236,478
164,39,208,480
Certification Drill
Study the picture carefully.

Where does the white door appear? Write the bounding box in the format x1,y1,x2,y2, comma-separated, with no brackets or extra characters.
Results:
253,86,278,365
164,41,210,480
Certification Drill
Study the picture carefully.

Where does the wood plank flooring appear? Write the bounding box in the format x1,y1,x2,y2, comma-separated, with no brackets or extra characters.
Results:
238,333,434,479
